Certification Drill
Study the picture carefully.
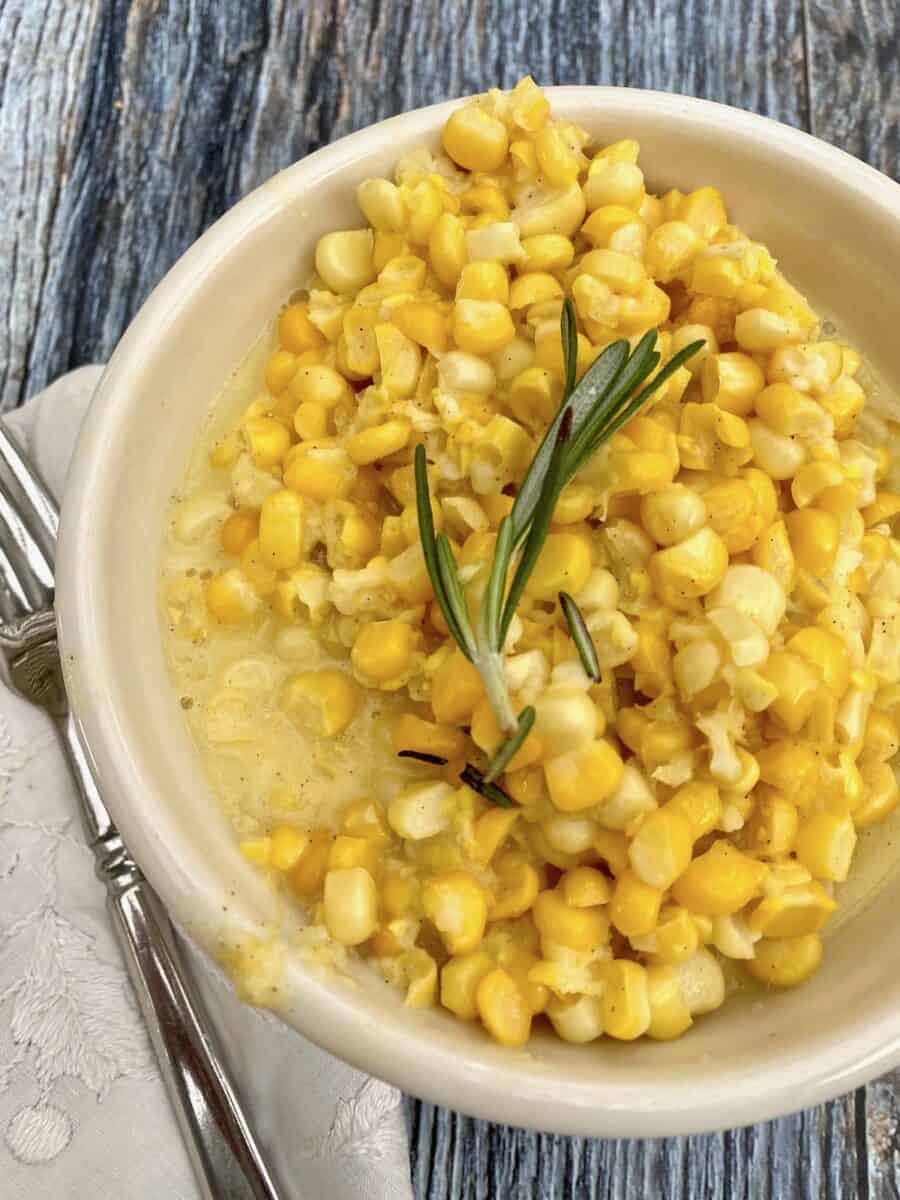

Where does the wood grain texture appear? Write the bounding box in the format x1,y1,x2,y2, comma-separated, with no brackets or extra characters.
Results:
0,0,898,1196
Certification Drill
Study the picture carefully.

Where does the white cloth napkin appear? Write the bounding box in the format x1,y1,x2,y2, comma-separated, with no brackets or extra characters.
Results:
0,368,412,1200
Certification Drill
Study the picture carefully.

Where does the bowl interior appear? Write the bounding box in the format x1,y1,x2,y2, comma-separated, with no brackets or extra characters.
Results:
56,88,900,1137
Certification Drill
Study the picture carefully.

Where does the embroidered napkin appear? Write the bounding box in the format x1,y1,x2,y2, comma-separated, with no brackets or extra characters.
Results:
0,367,413,1199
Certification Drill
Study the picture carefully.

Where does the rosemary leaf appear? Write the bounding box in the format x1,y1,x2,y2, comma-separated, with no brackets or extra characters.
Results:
500,407,573,641
509,338,629,543
559,591,601,682
436,532,476,659
484,706,536,783
415,445,472,657
460,763,515,808
561,295,578,402
480,515,515,654
397,749,449,766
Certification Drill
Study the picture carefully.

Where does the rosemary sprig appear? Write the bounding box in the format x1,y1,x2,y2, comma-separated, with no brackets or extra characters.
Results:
416,296,703,786
459,763,514,809
397,749,449,766
484,705,535,783
559,591,600,682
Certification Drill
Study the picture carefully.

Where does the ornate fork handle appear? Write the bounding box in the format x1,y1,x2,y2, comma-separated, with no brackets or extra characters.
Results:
3,612,282,1200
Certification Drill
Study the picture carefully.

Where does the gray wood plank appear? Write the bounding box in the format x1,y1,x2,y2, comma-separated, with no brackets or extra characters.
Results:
806,0,900,176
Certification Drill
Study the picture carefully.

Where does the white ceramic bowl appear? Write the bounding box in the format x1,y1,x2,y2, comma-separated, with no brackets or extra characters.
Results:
56,87,900,1138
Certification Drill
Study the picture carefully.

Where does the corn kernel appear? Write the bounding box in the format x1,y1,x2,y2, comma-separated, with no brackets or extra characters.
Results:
747,933,822,988
429,213,467,289
442,105,509,172
357,177,407,232
258,489,305,571
441,951,494,1020
315,229,376,294
546,994,605,1043
290,363,353,409
749,881,837,938
526,531,592,600
628,807,694,890
584,160,645,212
346,418,411,466
758,651,819,734
602,960,651,1040
392,713,466,761
243,416,291,468
795,811,857,882
545,739,625,813
533,889,609,950
278,302,324,354
519,234,575,272
610,869,663,938
323,867,378,945
646,964,693,1040
672,842,766,915
422,870,489,955
452,299,515,354
220,510,259,557
649,527,729,609
206,568,260,624
352,619,417,685
388,780,454,841
476,967,532,1047
393,301,448,355
280,670,360,737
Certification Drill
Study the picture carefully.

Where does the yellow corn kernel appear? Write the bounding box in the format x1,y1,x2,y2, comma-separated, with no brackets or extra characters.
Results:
476,967,532,1047
290,363,354,409
610,869,664,938
639,721,695,774
580,203,641,248
533,889,609,950
525,531,592,600
628,807,694,890
672,842,766,916
735,309,806,352
457,260,509,304
490,853,542,920
752,519,796,594
328,834,380,877
533,123,579,187
608,449,675,496
346,418,411,466
293,401,328,441
854,761,900,829
787,627,850,697
747,933,822,989
278,302,324,354
393,301,448,355
559,866,612,908
534,323,593,377
460,182,510,220
452,299,515,354
646,964,693,1041
508,272,563,311
795,811,857,882
281,670,360,737
422,870,489,955
470,808,521,866
284,445,356,500
351,619,416,685
602,960,651,1040
701,351,765,416
648,906,700,964
220,510,259,557
648,527,729,609
430,649,485,726
863,491,900,527
472,698,543,768
387,780,454,842
392,713,466,761
519,233,575,272
239,539,277,597
821,376,865,435
440,950,495,1020
375,323,421,398
704,478,760,554
508,367,560,428
205,568,260,624
862,711,900,763
746,789,799,858
645,220,704,282
755,383,832,441
428,213,467,289
678,187,727,239
759,651,820,734
372,232,407,272
315,229,376,294
258,489,304,571
584,159,645,212
545,739,624,813
442,105,509,171
546,993,606,1043
639,484,707,547
403,179,444,244
240,836,271,866
690,254,745,299
323,867,378,945
356,177,407,232
749,881,837,939
243,416,291,468
209,433,241,469
667,781,721,839
756,740,820,811
265,349,299,395
288,831,332,897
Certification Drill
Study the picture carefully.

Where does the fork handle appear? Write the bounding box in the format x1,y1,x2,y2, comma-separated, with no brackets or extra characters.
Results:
106,872,283,1200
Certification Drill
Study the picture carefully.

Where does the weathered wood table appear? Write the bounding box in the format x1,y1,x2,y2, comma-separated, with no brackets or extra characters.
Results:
2,1,897,1195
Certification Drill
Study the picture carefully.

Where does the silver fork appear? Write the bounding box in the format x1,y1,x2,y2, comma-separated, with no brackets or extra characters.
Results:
0,421,283,1200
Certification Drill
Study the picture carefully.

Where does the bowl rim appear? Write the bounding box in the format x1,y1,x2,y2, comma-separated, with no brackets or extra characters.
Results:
56,85,900,1138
